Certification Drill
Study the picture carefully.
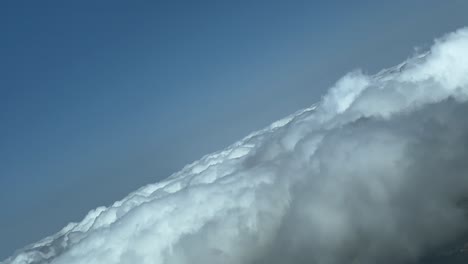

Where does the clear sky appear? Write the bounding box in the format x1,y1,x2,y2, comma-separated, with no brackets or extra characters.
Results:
1,0,467,259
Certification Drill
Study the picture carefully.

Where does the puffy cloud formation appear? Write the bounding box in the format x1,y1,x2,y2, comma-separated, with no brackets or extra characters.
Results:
4,27,468,264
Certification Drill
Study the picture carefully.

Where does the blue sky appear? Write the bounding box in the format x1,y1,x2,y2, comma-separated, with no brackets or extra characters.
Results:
1,0,468,259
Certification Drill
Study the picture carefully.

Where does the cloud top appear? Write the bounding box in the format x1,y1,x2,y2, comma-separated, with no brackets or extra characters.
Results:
4,27,468,264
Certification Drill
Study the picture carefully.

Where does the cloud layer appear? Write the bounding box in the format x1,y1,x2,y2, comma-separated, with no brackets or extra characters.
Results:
4,27,468,264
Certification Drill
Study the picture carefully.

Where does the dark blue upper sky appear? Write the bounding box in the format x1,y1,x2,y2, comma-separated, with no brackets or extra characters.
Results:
1,0,468,259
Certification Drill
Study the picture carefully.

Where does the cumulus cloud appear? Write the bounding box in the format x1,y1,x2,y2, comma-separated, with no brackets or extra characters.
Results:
4,27,468,264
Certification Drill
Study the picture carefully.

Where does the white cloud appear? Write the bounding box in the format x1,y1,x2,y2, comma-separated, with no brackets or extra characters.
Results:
4,27,468,264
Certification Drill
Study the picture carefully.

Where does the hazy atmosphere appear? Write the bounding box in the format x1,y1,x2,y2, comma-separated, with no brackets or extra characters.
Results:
2,1,468,263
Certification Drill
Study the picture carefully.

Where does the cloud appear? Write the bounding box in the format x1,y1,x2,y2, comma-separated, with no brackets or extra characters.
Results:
3,27,468,264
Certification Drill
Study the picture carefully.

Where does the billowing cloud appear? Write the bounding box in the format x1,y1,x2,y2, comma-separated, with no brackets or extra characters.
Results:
4,27,468,264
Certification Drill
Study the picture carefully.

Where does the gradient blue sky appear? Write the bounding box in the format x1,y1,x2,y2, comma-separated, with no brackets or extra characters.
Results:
1,0,468,259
